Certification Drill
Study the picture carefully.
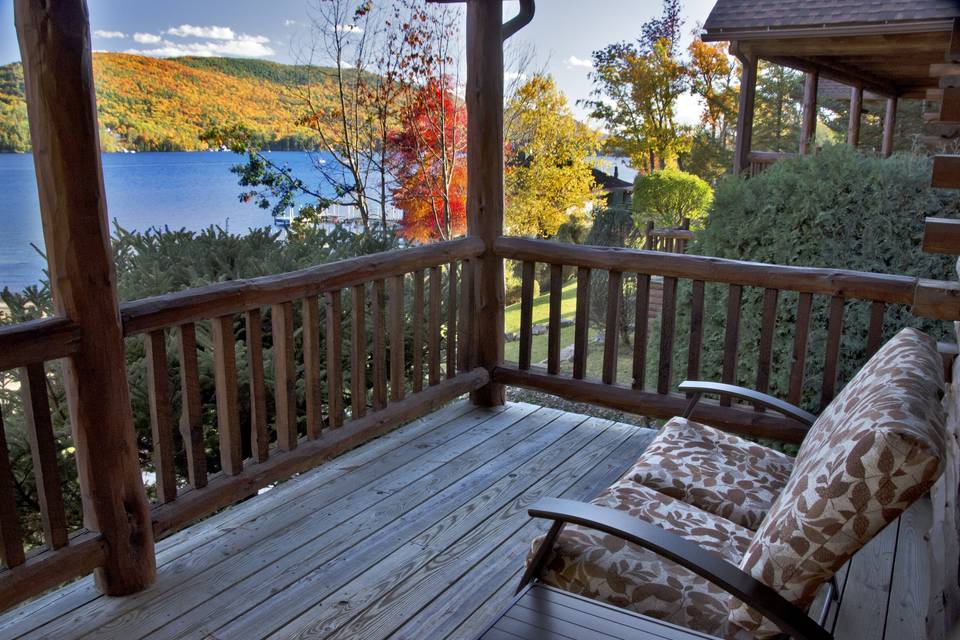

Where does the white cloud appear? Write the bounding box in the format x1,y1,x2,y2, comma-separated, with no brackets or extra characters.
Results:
166,24,236,40
133,32,162,44
125,33,275,58
566,55,593,69
283,19,298,27
335,24,363,34
93,30,127,39
505,71,527,82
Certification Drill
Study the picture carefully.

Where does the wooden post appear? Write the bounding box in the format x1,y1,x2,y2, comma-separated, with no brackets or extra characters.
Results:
14,0,155,594
882,97,898,158
799,70,819,155
847,85,863,147
465,0,505,406
732,51,757,175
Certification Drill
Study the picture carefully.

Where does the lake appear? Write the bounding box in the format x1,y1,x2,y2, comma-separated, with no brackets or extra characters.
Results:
0,151,380,292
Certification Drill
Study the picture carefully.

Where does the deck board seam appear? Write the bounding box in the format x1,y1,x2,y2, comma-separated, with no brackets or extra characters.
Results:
304,417,624,640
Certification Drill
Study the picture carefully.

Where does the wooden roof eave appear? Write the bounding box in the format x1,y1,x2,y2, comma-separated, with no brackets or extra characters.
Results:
701,18,954,43
716,25,955,99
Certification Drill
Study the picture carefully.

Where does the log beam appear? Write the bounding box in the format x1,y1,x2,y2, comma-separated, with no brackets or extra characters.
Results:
800,70,819,155
465,0,506,406
732,50,757,175
882,97,898,157
14,0,155,594
847,85,863,146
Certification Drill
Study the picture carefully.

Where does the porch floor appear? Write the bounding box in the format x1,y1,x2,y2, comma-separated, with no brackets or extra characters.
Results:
0,400,933,640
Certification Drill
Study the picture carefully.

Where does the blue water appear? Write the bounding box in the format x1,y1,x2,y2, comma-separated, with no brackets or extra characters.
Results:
0,151,345,291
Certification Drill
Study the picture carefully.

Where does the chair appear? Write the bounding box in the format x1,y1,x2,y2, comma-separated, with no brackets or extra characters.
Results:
520,328,946,640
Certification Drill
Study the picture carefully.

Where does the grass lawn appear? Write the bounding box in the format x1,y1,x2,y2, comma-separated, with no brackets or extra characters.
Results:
504,280,636,382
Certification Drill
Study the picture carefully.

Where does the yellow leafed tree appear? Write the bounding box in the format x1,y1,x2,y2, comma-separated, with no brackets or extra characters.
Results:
505,75,599,238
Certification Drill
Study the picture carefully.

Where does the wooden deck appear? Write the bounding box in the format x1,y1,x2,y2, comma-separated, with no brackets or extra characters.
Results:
0,400,933,640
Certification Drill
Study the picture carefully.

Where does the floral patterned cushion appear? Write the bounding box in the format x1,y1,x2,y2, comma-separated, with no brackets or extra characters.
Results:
530,479,754,638
628,418,795,530
729,328,946,637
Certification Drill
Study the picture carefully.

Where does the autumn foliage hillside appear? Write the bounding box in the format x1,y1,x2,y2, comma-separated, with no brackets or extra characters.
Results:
0,53,344,152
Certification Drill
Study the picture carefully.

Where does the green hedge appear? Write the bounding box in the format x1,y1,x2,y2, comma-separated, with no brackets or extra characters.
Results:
675,146,960,411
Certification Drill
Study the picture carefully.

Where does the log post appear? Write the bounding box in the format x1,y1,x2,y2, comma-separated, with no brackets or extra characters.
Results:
465,0,506,406
847,85,863,147
882,97,898,158
732,49,757,175
799,70,819,155
14,0,156,594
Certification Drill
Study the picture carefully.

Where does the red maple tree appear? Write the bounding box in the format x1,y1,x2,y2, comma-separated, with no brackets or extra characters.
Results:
388,76,468,242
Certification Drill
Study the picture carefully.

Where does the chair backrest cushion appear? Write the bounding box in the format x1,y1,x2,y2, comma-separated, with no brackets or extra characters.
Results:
728,327,946,637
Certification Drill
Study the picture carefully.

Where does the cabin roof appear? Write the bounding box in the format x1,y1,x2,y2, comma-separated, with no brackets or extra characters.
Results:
592,167,633,192
703,0,958,35
703,0,957,99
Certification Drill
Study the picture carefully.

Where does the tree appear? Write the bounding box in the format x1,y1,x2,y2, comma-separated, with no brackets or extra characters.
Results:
504,75,599,238
632,168,713,229
585,1,689,172
687,37,738,146
752,61,803,152
685,37,739,183
389,76,468,242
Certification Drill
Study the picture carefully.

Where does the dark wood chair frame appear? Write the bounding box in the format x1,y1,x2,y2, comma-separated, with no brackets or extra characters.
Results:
518,381,835,640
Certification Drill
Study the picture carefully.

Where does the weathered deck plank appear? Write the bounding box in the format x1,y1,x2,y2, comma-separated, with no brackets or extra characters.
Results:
0,401,931,640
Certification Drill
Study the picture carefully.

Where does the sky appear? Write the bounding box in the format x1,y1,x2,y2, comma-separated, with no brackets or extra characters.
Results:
0,0,717,123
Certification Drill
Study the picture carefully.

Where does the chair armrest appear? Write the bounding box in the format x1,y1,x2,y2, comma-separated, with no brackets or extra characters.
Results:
526,498,830,640
678,380,817,427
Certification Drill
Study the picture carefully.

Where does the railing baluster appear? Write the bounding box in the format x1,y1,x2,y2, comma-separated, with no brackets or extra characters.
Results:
351,284,367,418
755,288,779,410
633,274,651,390
271,303,296,451
720,284,743,406
867,301,885,356
457,260,473,372
0,407,24,568
603,271,622,384
372,279,388,410
548,264,563,374
244,310,268,463
446,263,458,379
389,275,405,401
302,296,322,440
518,261,535,371
412,270,424,393
657,277,678,394
686,280,705,386
428,268,441,385
177,323,207,486
20,363,68,549
212,315,243,473
326,290,344,428
821,295,845,410
145,329,176,503
788,292,813,406
573,267,591,379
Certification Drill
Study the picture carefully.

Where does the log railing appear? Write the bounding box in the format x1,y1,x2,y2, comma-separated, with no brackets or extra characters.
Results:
494,237,945,444
0,318,107,609
0,237,486,609
122,237,486,538
747,151,797,177
643,220,694,254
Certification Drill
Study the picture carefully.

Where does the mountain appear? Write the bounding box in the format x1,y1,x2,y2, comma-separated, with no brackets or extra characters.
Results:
0,53,347,152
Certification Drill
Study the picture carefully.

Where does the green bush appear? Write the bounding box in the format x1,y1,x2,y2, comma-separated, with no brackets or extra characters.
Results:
632,168,713,229
671,145,960,411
